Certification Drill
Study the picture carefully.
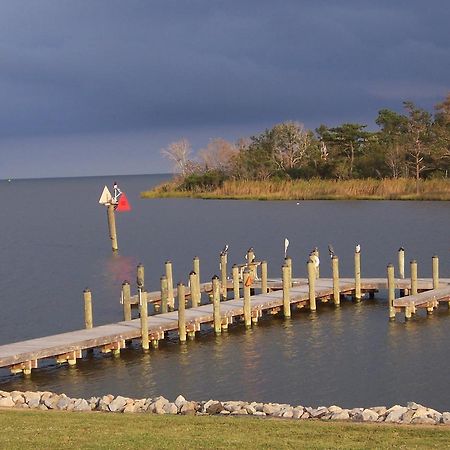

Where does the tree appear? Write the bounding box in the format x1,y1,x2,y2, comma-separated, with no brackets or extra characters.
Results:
375,109,409,178
161,139,192,175
198,138,237,171
403,101,432,193
433,93,450,175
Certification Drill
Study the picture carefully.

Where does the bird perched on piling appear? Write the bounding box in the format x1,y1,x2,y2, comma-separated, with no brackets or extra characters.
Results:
355,244,361,253
221,244,229,255
284,238,289,258
309,252,320,269
328,244,335,258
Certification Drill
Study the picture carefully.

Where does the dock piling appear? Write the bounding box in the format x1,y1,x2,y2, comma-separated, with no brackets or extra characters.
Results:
232,264,240,299
332,256,340,307
121,281,131,321
398,247,405,279
354,250,361,301
387,264,395,320
243,268,252,328
189,271,200,307
193,256,200,287
177,283,187,342
212,276,221,334
285,257,292,287
432,255,439,290
220,252,228,300
83,288,93,329
165,261,174,310
282,264,291,318
136,263,145,290
307,260,317,311
261,260,268,294
138,285,149,351
106,204,118,252
160,275,168,313
410,260,418,296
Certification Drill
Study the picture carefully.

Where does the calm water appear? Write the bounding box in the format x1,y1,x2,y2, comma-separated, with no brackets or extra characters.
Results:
0,175,449,410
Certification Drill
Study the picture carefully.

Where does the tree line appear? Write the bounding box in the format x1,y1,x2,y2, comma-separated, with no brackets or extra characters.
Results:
161,93,450,193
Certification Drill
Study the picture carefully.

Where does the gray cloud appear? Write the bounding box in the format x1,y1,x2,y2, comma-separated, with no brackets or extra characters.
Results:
0,1,449,177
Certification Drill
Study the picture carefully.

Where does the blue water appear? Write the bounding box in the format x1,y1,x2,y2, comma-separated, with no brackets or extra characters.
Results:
0,175,449,410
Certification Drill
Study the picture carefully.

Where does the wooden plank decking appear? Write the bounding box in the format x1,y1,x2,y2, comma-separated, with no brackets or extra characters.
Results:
1,277,449,375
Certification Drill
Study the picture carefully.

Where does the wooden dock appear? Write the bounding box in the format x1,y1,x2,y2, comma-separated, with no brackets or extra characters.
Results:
1,276,450,376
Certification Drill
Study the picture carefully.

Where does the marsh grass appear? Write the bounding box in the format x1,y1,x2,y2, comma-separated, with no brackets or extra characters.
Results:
142,178,450,201
1,409,449,450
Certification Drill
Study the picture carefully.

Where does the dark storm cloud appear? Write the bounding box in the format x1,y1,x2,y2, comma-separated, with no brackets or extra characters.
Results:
0,0,449,139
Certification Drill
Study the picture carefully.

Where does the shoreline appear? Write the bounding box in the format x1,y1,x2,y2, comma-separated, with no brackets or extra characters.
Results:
141,178,450,201
1,390,448,425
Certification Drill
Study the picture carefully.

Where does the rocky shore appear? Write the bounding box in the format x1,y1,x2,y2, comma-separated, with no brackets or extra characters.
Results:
1,390,449,425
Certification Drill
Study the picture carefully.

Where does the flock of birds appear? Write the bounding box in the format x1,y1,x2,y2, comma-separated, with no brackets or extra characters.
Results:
220,241,361,272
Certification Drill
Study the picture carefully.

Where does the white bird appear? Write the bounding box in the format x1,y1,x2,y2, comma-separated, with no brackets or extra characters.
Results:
284,238,290,258
355,244,361,253
328,244,335,258
221,244,229,255
310,253,320,268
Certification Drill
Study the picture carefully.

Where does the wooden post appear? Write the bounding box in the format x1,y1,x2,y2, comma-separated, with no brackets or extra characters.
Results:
307,260,317,311
243,268,252,328
398,247,405,279
122,281,131,321
165,261,174,310
432,255,439,290
261,260,268,294
212,276,221,334
189,271,200,307
160,275,168,313
282,264,291,318
136,263,145,290
177,283,186,342
106,204,118,252
232,264,240,299
387,263,395,321
247,247,256,277
193,256,200,286
285,257,292,286
354,250,361,302
312,248,320,278
83,288,93,329
139,286,149,350
220,252,228,300
410,260,418,296
332,256,340,307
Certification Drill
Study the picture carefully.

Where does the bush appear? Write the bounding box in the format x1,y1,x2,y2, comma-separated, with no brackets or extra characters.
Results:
180,170,228,191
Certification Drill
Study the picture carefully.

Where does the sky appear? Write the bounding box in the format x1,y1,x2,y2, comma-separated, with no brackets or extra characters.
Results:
0,1,449,179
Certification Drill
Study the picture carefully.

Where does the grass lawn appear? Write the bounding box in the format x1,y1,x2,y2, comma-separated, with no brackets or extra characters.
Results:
1,409,449,449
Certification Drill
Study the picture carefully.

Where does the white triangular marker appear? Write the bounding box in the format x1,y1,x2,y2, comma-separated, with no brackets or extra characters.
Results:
99,186,113,205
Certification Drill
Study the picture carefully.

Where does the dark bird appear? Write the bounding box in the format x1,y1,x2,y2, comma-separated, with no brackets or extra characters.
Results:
328,244,335,258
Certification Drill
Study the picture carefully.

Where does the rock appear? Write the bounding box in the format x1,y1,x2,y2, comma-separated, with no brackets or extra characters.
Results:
174,395,186,410
224,401,243,413
253,411,266,417
282,409,294,419
11,392,24,404
108,396,128,413
442,412,450,424
244,404,256,415
180,401,196,415
385,406,408,423
331,410,350,421
231,409,248,415
56,397,70,410
219,410,230,415
0,397,15,407
262,404,278,416
371,406,387,416
150,396,169,414
357,409,379,422
292,408,304,419
254,403,264,412
38,404,48,411
310,407,329,419
407,401,421,410
300,411,311,419
328,405,342,414
24,391,41,407
207,402,224,415
400,409,415,424
411,416,437,425
73,399,90,412
163,402,178,415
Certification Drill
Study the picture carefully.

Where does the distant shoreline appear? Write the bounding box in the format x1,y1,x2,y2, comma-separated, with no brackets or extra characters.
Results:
141,178,450,201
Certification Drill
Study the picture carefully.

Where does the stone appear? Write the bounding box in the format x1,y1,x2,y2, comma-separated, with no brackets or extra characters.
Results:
56,397,70,410
292,408,304,419
411,416,437,425
207,402,224,415
253,411,266,417
328,405,342,414
371,406,387,416
231,409,248,415
28,397,41,409
163,402,178,415
219,410,230,415
180,401,196,415
331,410,350,421
442,412,450,424
0,397,15,407
11,392,24,404
385,406,408,423
262,404,278,416
310,407,329,419
359,409,379,422
73,399,90,412
174,395,186,410
150,396,169,414
38,404,48,411
407,401,421,410
24,391,41,405
244,404,256,415
108,396,128,412
300,411,311,419
224,401,243,413
400,409,415,424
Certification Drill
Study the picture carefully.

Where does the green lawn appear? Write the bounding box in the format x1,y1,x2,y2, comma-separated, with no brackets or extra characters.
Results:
1,409,449,449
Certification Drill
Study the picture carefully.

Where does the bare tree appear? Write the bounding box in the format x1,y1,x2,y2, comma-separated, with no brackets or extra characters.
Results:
198,138,237,171
161,139,192,175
